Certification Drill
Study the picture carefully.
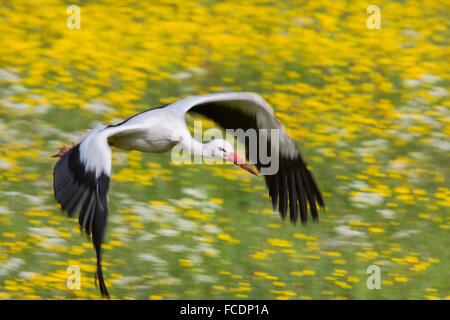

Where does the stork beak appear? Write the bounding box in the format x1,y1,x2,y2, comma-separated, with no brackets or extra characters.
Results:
228,152,258,176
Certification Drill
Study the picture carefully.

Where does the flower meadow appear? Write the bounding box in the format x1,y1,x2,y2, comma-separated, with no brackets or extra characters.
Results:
0,0,448,299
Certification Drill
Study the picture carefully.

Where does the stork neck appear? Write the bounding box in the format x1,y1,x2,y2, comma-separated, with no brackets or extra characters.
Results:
180,134,208,158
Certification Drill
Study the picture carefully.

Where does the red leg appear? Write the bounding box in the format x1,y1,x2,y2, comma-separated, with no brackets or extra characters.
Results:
52,141,75,158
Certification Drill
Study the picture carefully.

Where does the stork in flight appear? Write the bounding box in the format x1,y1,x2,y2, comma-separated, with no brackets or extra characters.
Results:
52,92,324,297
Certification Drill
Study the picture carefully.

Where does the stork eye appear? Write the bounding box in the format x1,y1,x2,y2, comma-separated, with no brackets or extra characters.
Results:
218,147,225,152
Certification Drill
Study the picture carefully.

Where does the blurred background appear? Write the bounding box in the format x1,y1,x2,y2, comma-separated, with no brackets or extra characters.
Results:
0,0,448,299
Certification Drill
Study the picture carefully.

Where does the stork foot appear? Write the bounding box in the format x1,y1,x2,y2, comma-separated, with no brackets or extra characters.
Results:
52,141,75,158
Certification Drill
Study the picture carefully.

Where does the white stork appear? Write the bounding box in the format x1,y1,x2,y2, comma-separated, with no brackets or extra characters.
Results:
52,92,324,297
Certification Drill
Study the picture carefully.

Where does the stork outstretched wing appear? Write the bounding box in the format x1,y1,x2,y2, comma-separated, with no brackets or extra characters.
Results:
53,124,143,297
167,92,325,224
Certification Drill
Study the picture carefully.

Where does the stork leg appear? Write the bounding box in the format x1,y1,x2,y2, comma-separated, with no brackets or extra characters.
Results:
52,141,75,158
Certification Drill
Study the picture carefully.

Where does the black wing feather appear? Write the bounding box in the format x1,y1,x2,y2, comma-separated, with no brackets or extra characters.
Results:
189,101,324,224
53,145,110,297
278,168,288,219
287,171,298,223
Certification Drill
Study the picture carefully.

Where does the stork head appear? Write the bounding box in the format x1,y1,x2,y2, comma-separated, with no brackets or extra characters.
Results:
204,139,258,176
